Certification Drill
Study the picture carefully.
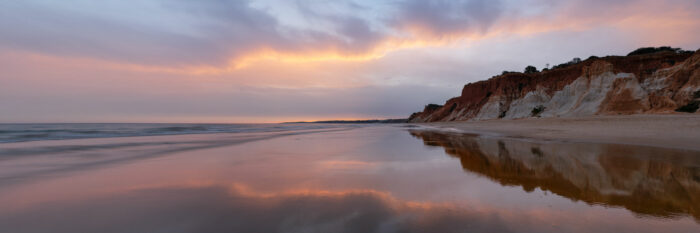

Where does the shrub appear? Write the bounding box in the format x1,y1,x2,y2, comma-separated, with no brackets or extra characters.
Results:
425,104,443,111
551,57,582,70
675,101,699,113
531,105,545,116
627,46,689,56
530,147,543,157
524,65,539,74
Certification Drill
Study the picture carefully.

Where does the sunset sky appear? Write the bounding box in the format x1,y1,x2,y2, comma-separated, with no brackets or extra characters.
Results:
1,0,699,123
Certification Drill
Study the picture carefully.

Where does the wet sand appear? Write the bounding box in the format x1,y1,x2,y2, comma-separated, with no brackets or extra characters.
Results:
418,114,700,151
0,126,698,232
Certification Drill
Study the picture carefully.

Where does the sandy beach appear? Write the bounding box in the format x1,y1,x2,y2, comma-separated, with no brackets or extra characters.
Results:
1,125,699,232
417,114,700,151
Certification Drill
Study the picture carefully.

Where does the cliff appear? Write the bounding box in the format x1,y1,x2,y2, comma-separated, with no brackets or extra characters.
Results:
409,48,700,122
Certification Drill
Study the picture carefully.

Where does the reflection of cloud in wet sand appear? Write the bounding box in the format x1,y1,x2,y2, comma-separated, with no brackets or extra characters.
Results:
0,184,516,233
2,184,697,232
409,130,700,221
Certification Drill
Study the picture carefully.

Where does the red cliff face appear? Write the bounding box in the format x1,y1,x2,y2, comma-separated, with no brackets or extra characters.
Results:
409,49,700,122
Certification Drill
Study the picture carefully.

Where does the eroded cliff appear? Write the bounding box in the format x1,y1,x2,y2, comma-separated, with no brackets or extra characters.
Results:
409,48,700,122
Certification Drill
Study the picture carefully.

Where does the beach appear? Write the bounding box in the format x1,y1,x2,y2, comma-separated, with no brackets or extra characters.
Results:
419,114,700,151
0,124,699,232
3,1,699,232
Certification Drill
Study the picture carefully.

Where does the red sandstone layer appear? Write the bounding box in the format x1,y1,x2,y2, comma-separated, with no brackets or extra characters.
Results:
409,49,700,122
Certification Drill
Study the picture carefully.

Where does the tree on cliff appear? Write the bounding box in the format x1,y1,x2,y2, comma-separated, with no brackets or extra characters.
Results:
627,46,688,56
524,65,539,74
552,57,582,70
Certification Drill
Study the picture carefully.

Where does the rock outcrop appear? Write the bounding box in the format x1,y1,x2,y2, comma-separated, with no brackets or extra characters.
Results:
409,49,700,122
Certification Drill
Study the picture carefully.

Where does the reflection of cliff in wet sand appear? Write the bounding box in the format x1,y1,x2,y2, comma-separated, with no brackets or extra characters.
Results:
409,130,700,221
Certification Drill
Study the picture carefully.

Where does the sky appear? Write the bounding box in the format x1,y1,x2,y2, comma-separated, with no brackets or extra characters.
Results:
1,0,699,123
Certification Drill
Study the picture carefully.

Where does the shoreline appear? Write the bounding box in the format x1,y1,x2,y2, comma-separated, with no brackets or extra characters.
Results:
414,114,700,151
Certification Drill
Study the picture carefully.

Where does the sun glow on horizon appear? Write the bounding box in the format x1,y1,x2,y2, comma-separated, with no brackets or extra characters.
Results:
1,0,699,123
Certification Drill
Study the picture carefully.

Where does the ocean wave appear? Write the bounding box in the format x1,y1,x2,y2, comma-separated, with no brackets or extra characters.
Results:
0,123,360,143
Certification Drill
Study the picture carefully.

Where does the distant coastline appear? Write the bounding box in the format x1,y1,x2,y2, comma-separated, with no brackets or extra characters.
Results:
285,119,408,124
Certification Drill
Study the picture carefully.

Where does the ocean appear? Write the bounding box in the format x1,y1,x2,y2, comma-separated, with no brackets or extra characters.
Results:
0,123,353,143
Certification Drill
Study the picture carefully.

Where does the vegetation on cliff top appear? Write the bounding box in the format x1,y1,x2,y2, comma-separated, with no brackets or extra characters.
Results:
627,46,693,56
495,46,693,79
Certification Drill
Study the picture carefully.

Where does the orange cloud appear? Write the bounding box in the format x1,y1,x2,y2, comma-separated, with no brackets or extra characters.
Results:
5,0,698,78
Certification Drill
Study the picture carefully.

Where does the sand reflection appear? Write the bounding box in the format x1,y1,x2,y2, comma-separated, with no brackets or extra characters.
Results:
1,126,699,232
409,130,700,221
0,184,512,233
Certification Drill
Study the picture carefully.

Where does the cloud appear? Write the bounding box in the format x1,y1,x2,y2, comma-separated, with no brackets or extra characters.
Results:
0,0,394,70
0,0,509,72
0,1,218,66
390,0,504,38
1,0,698,72
1,0,699,122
